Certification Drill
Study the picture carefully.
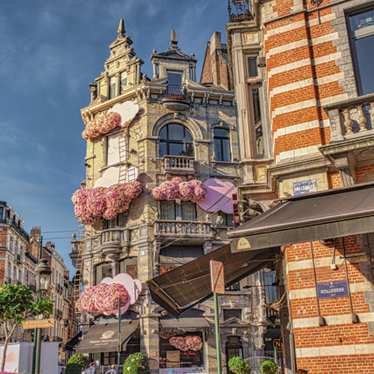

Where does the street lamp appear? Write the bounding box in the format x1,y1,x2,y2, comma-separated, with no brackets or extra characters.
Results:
32,257,51,374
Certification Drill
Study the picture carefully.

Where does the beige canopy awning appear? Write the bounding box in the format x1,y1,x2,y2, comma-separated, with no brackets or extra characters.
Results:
229,182,374,253
160,317,210,329
76,320,139,354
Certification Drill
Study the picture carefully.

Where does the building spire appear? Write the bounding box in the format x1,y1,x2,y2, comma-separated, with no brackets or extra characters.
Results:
117,18,126,36
170,29,178,49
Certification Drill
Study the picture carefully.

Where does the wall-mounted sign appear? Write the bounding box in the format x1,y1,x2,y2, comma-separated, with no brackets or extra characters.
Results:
316,281,349,299
293,179,317,196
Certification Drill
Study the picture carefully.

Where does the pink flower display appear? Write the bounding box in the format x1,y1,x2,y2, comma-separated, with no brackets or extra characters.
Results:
169,336,202,352
152,178,206,203
78,283,129,316
82,112,121,141
72,181,142,224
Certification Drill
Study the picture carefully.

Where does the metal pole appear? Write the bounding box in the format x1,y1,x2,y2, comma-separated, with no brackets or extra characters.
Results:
34,328,42,374
117,296,121,367
32,328,37,374
32,235,44,374
213,292,222,374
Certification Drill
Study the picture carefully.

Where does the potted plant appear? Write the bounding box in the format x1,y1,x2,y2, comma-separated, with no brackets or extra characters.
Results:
65,353,87,374
260,359,278,374
122,353,150,374
228,356,251,374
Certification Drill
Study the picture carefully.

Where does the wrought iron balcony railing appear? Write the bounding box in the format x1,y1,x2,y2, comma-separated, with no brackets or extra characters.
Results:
325,93,374,142
155,220,214,238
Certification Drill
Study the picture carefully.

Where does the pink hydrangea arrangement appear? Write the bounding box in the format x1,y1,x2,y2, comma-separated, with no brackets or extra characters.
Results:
72,181,142,224
152,177,206,203
77,283,129,316
169,336,202,351
82,111,121,140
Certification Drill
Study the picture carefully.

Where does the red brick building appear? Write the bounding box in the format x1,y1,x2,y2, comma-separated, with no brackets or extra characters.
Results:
149,1,374,373
227,0,374,372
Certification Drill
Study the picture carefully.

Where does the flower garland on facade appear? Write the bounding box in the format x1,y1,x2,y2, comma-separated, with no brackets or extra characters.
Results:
82,111,122,141
72,181,142,224
152,177,206,202
169,336,203,352
77,283,130,316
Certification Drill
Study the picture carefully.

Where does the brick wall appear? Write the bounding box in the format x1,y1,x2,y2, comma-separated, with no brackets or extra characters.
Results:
265,3,346,162
285,238,374,373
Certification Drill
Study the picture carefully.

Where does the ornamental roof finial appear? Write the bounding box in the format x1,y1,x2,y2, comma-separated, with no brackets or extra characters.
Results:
117,18,126,36
170,29,178,49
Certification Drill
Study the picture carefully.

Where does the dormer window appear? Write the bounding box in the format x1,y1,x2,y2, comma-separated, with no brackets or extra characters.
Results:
167,70,183,96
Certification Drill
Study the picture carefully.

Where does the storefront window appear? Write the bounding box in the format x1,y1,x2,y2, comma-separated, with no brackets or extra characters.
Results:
160,332,204,369
226,336,243,374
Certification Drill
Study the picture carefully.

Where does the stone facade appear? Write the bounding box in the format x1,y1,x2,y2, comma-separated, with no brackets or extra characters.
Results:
226,0,374,372
74,20,267,373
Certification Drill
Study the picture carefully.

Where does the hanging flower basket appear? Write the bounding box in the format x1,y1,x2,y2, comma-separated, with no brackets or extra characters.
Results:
82,111,121,141
169,335,202,351
72,181,142,224
152,177,206,203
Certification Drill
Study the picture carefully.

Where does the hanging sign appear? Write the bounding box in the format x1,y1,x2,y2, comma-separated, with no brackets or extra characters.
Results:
210,260,225,294
22,318,54,330
316,280,349,299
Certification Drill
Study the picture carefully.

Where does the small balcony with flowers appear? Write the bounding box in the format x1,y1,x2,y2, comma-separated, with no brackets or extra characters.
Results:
152,177,213,243
71,181,142,255
152,176,238,243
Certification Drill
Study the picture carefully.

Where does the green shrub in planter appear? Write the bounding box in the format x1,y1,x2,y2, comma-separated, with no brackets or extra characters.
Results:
260,359,278,374
66,353,88,374
122,353,150,374
228,356,250,374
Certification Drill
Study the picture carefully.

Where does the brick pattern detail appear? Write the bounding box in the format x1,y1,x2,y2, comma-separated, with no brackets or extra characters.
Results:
265,4,345,159
356,164,374,183
285,238,374,372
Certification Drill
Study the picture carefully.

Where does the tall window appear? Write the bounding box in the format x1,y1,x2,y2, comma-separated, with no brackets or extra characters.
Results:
167,70,183,96
120,72,128,93
348,7,374,95
109,76,117,99
95,262,113,284
159,124,194,157
160,201,197,221
214,127,231,161
247,56,258,78
249,86,264,156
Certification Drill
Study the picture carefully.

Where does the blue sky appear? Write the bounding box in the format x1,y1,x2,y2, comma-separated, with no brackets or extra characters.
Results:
0,0,228,273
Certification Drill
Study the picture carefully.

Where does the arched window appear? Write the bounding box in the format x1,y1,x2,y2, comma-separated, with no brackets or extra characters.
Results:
214,127,231,161
159,124,194,157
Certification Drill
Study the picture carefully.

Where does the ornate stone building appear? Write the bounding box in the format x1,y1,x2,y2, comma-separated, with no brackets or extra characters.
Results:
70,19,269,372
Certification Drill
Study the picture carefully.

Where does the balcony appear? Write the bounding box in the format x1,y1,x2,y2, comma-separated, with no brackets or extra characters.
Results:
161,86,190,111
163,156,195,174
99,228,123,255
326,93,374,142
321,94,374,167
155,220,214,239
